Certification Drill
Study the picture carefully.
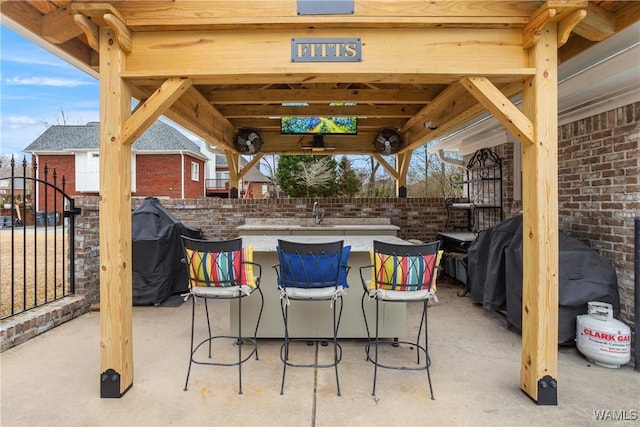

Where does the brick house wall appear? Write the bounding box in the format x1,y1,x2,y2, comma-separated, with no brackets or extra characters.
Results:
183,155,205,199
32,154,75,212
134,154,204,198
558,102,639,325
31,153,205,204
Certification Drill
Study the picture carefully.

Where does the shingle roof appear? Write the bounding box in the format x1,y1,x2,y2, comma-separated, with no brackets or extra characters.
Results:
24,121,204,158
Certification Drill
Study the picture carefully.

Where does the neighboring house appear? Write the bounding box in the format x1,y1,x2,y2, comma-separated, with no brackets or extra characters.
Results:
200,145,271,199
24,121,208,211
0,169,27,207
0,170,29,226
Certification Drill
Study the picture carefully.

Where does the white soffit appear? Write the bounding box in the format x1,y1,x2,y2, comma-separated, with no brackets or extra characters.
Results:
429,22,640,155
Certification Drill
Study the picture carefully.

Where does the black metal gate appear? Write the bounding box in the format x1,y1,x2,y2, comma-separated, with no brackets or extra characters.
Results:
0,156,80,319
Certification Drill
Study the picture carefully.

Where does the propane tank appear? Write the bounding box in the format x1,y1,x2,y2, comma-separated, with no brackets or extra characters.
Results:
576,302,631,368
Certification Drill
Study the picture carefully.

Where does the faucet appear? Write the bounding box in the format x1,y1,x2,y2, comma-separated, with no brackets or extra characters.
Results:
312,201,325,225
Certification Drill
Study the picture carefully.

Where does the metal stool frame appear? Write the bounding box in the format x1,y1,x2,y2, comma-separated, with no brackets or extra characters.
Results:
274,239,348,396
181,236,264,395
360,240,440,399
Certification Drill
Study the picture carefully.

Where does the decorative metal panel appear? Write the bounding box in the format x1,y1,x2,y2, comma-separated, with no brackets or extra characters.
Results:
291,38,361,62
297,0,354,15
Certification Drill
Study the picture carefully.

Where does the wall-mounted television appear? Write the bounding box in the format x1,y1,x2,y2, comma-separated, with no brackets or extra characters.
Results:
281,116,357,135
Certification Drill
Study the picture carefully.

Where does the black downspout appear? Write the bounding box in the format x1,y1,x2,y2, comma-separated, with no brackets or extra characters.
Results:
634,217,639,371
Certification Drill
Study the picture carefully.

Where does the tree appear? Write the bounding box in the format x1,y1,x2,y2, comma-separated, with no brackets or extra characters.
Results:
275,155,338,197
336,156,362,196
408,145,465,198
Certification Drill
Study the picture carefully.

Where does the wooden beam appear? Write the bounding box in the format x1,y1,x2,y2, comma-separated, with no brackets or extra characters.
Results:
73,1,540,29
519,22,559,405
73,14,99,52
396,151,411,195
104,13,132,53
70,2,127,26
98,24,133,398
460,76,533,146
239,153,264,180
372,153,398,179
615,2,640,32
573,3,615,41
558,10,587,47
123,78,193,146
1,1,95,67
522,6,556,50
124,28,530,82
42,3,83,44
226,152,240,196
133,85,237,152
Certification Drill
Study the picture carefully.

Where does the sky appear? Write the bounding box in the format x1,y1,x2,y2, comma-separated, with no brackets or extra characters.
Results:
1,25,101,159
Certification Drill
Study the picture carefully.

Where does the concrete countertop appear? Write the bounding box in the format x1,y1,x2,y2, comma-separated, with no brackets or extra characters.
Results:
240,234,409,252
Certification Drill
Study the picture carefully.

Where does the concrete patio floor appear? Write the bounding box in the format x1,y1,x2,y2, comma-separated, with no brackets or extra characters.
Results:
1,280,638,427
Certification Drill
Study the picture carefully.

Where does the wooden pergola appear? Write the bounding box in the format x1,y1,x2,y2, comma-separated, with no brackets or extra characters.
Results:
2,0,638,404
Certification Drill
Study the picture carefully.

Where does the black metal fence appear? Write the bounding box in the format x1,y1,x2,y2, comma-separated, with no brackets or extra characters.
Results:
0,156,79,319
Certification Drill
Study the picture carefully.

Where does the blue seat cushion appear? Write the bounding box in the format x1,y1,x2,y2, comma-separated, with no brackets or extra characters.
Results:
277,245,350,288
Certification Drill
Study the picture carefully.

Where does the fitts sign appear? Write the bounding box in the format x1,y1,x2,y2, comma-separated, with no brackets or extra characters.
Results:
291,38,361,62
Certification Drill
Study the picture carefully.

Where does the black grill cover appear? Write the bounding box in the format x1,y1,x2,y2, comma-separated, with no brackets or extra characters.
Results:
467,214,522,310
468,214,619,344
132,197,202,306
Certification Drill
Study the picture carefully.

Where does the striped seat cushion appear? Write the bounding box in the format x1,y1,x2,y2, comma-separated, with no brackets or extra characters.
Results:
369,251,437,291
185,246,256,288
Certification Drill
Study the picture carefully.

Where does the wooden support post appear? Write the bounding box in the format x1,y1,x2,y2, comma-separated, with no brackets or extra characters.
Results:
520,23,559,405
98,25,134,398
396,152,411,198
226,151,240,198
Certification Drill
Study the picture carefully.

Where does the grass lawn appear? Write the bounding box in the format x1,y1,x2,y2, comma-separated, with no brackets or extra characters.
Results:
0,228,67,318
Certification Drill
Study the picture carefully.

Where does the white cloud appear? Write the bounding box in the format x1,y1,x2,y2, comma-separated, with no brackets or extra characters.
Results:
6,116,38,128
5,76,93,87
2,53,66,68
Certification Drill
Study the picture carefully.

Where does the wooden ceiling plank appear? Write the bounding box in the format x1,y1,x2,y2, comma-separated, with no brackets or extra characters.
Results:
218,104,420,118
614,1,640,31
460,76,534,145
26,0,59,15
206,88,438,105
123,78,193,146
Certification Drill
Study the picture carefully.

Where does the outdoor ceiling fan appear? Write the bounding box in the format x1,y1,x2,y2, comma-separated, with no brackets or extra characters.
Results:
234,128,263,155
373,128,402,155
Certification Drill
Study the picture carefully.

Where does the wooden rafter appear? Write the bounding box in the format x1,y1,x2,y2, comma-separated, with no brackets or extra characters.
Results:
123,78,193,146
460,76,534,146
